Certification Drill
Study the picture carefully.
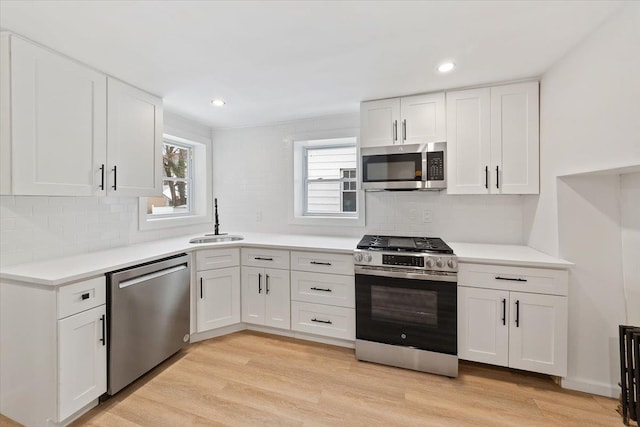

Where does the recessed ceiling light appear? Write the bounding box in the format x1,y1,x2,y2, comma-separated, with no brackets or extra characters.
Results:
438,62,455,73
211,98,226,107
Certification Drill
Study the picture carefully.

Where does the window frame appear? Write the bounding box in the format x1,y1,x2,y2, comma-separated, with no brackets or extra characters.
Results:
302,143,358,218
147,139,195,219
138,132,212,231
288,131,365,227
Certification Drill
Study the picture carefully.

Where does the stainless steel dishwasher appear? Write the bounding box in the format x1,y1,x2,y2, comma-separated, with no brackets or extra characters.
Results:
106,253,191,396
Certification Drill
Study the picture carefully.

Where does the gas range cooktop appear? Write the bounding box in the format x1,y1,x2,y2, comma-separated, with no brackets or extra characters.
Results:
356,235,454,254
354,235,457,273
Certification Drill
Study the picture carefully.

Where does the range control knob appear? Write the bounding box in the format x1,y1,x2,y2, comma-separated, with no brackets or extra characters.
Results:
354,253,363,262
364,253,372,262
447,258,457,269
425,257,435,268
436,258,444,268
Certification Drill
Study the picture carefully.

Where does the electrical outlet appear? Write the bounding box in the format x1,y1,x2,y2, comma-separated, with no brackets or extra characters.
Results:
256,211,263,222
423,210,433,223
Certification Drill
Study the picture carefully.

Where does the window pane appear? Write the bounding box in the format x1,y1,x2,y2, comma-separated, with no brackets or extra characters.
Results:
163,143,190,179
350,170,356,178
342,192,357,212
306,146,357,180
343,182,349,191
306,181,341,213
148,181,189,215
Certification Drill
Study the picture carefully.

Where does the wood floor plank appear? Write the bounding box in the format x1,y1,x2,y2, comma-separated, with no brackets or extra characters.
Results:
3,330,622,426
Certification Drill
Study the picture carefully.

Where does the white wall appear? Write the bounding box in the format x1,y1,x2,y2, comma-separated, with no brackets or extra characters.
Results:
212,113,525,243
621,172,640,326
525,3,640,397
0,112,214,268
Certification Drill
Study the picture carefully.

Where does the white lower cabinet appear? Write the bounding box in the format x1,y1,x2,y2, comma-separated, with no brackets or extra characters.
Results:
291,301,355,340
458,287,509,367
0,276,107,427
508,292,568,375
458,262,569,377
195,248,241,333
290,251,355,341
58,305,107,421
196,267,241,332
241,266,290,329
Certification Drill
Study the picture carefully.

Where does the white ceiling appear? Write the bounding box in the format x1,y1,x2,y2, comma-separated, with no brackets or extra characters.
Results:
0,1,624,129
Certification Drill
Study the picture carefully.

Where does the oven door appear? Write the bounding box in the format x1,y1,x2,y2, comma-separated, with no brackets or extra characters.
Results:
355,267,457,355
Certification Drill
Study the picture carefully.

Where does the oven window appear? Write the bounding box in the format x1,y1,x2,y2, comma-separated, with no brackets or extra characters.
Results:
371,286,438,327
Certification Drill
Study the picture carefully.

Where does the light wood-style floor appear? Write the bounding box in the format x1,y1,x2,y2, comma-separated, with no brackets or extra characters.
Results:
2,331,623,426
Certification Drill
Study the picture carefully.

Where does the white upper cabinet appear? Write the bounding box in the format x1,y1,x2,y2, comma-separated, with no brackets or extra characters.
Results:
445,88,491,194
360,93,445,148
107,78,162,196
447,81,539,195
0,33,163,197
490,82,539,194
1,35,107,196
360,98,401,147
400,92,446,144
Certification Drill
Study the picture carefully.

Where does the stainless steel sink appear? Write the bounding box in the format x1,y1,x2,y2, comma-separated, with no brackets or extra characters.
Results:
189,235,244,244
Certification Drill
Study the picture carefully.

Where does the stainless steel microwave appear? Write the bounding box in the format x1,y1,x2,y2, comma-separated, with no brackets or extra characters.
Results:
360,142,446,191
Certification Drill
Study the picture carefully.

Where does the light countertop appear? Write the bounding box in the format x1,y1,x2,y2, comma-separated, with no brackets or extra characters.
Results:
0,232,570,287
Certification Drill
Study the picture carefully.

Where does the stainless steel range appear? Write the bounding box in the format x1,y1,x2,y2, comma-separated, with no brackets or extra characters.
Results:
354,235,458,377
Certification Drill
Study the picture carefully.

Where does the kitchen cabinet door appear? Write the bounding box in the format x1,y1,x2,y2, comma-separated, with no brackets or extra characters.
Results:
264,268,291,329
7,36,107,196
58,305,106,421
401,92,446,144
458,287,509,366
197,267,240,332
446,88,491,194
107,77,162,196
241,266,266,325
490,82,539,194
508,292,567,376
360,98,401,147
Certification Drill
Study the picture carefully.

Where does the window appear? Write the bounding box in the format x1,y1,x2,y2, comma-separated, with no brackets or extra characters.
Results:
146,141,193,217
340,168,357,212
138,133,212,231
304,143,357,217
290,135,364,226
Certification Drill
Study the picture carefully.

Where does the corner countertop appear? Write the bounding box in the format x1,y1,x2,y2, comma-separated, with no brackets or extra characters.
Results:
0,232,571,287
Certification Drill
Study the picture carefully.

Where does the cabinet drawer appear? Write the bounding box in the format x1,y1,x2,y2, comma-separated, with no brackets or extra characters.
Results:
459,263,568,296
57,276,106,319
242,248,289,269
290,251,354,275
196,248,240,271
291,271,354,308
291,301,355,340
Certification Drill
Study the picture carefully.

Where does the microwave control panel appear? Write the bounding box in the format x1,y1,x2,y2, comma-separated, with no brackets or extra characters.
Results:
426,152,445,181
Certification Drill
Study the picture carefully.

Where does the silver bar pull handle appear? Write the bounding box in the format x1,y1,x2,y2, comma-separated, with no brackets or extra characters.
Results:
310,261,331,266
266,274,270,295
310,287,332,292
119,265,188,288
402,119,406,142
258,273,262,294
311,318,333,325
255,257,273,261
393,120,397,142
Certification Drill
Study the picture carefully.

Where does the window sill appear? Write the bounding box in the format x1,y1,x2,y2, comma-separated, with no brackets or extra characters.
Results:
288,214,365,227
138,210,211,231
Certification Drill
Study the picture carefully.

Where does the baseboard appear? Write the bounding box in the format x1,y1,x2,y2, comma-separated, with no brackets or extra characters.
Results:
292,331,355,349
246,324,295,338
561,377,619,398
190,323,247,343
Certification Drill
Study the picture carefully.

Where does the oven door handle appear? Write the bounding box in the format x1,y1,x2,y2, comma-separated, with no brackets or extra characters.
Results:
354,265,457,283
